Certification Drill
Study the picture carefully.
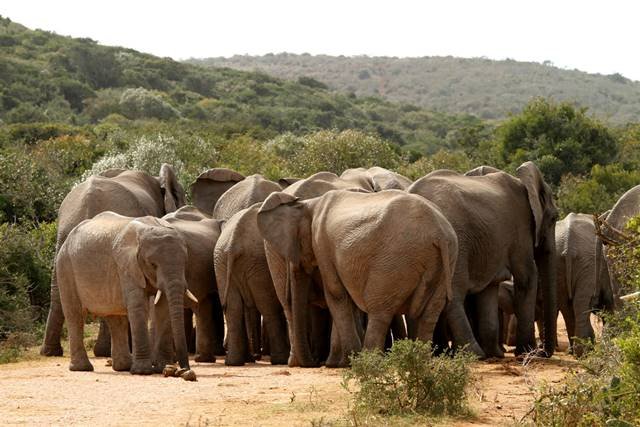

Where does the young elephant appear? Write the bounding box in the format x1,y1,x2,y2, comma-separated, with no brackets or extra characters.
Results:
57,212,194,377
257,190,458,367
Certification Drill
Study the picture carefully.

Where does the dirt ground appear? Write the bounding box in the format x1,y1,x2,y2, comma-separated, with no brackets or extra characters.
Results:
0,318,586,426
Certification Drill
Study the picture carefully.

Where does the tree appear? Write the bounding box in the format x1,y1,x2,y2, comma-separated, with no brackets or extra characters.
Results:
495,98,618,185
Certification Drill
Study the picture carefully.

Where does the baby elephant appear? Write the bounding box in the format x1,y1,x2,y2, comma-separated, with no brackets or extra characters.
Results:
57,212,195,378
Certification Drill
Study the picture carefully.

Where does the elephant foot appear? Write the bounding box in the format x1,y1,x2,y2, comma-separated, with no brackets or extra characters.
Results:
224,356,246,366
40,344,63,357
467,342,487,360
484,345,505,359
324,350,349,368
270,353,289,365
195,353,216,363
69,358,94,372
287,354,299,367
93,343,111,358
111,355,132,371
130,359,153,375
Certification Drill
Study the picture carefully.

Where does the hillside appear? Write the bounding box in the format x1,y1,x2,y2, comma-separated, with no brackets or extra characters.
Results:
190,54,640,123
0,16,483,154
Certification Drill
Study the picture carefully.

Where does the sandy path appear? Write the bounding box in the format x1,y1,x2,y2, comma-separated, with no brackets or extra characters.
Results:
0,317,584,426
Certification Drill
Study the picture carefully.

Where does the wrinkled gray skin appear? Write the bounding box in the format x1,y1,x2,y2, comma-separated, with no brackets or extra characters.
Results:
214,204,290,365
408,162,558,358
258,190,458,368
596,184,640,308
157,206,224,363
340,167,412,191
210,174,286,364
56,212,191,374
41,165,186,357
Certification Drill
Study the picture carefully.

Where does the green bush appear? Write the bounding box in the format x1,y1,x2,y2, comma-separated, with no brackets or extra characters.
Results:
342,339,475,418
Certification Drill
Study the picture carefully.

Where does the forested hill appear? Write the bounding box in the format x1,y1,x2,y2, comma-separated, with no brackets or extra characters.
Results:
0,16,483,154
190,54,640,123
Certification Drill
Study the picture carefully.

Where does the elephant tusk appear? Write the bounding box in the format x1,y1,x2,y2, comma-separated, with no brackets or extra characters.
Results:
154,290,163,305
185,289,198,304
620,291,640,301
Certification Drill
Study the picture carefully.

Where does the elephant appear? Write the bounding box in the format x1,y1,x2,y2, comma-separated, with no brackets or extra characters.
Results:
261,171,383,366
199,174,285,364
56,212,194,377
257,189,458,367
160,206,224,362
41,164,186,357
555,213,613,356
214,203,290,365
407,161,558,358
190,168,245,215
340,166,412,191
596,184,640,308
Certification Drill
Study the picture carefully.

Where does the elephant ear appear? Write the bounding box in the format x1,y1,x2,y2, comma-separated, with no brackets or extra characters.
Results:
112,222,147,290
516,161,555,247
465,165,501,176
158,163,186,214
257,192,304,263
189,168,245,215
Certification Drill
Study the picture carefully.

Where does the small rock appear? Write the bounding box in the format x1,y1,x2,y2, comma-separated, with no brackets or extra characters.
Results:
105,359,113,367
496,405,503,410
162,365,178,377
180,369,197,382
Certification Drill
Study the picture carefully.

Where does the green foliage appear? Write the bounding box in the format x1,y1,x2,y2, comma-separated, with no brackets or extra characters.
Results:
399,149,472,180
0,222,56,360
531,216,640,426
193,53,640,123
283,129,400,176
342,340,475,418
495,98,618,185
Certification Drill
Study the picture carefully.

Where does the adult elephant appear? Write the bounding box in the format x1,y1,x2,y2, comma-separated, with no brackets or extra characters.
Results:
262,171,375,367
596,184,640,307
41,164,186,357
211,174,284,364
190,168,245,215
56,212,195,379
556,213,613,356
407,162,558,358
257,190,458,367
340,166,412,191
214,203,290,365
159,206,224,362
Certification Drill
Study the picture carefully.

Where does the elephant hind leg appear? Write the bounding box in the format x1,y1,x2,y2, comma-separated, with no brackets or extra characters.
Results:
41,262,64,356
93,319,112,357
224,287,250,366
106,316,131,371
475,283,504,358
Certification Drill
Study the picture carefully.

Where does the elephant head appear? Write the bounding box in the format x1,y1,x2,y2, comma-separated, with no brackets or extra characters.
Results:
114,218,196,371
158,164,186,214
189,168,245,215
516,161,558,355
257,192,316,367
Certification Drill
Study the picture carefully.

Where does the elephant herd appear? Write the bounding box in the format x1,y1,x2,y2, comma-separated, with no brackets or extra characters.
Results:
38,161,639,379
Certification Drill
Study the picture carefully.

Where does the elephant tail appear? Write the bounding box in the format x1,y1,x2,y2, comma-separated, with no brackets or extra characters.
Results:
217,250,234,309
408,238,455,319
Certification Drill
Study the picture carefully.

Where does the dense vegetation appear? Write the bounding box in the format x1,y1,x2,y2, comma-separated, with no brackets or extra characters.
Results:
191,53,640,123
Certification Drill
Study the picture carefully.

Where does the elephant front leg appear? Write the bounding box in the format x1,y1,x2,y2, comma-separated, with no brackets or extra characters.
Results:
125,287,153,375
363,312,394,351
513,272,538,356
93,319,112,357
57,265,92,371
324,294,362,367
105,316,132,371
475,283,504,358
195,296,216,363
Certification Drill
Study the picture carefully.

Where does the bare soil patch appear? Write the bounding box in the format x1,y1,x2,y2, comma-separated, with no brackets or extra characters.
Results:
0,317,583,426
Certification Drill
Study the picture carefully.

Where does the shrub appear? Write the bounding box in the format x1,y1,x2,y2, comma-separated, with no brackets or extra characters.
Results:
119,87,180,120
342,339,475,418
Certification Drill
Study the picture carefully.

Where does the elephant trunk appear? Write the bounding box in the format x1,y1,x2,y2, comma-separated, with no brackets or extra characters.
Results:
537,229,557,357
290,262,315,367
165,282,190,370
